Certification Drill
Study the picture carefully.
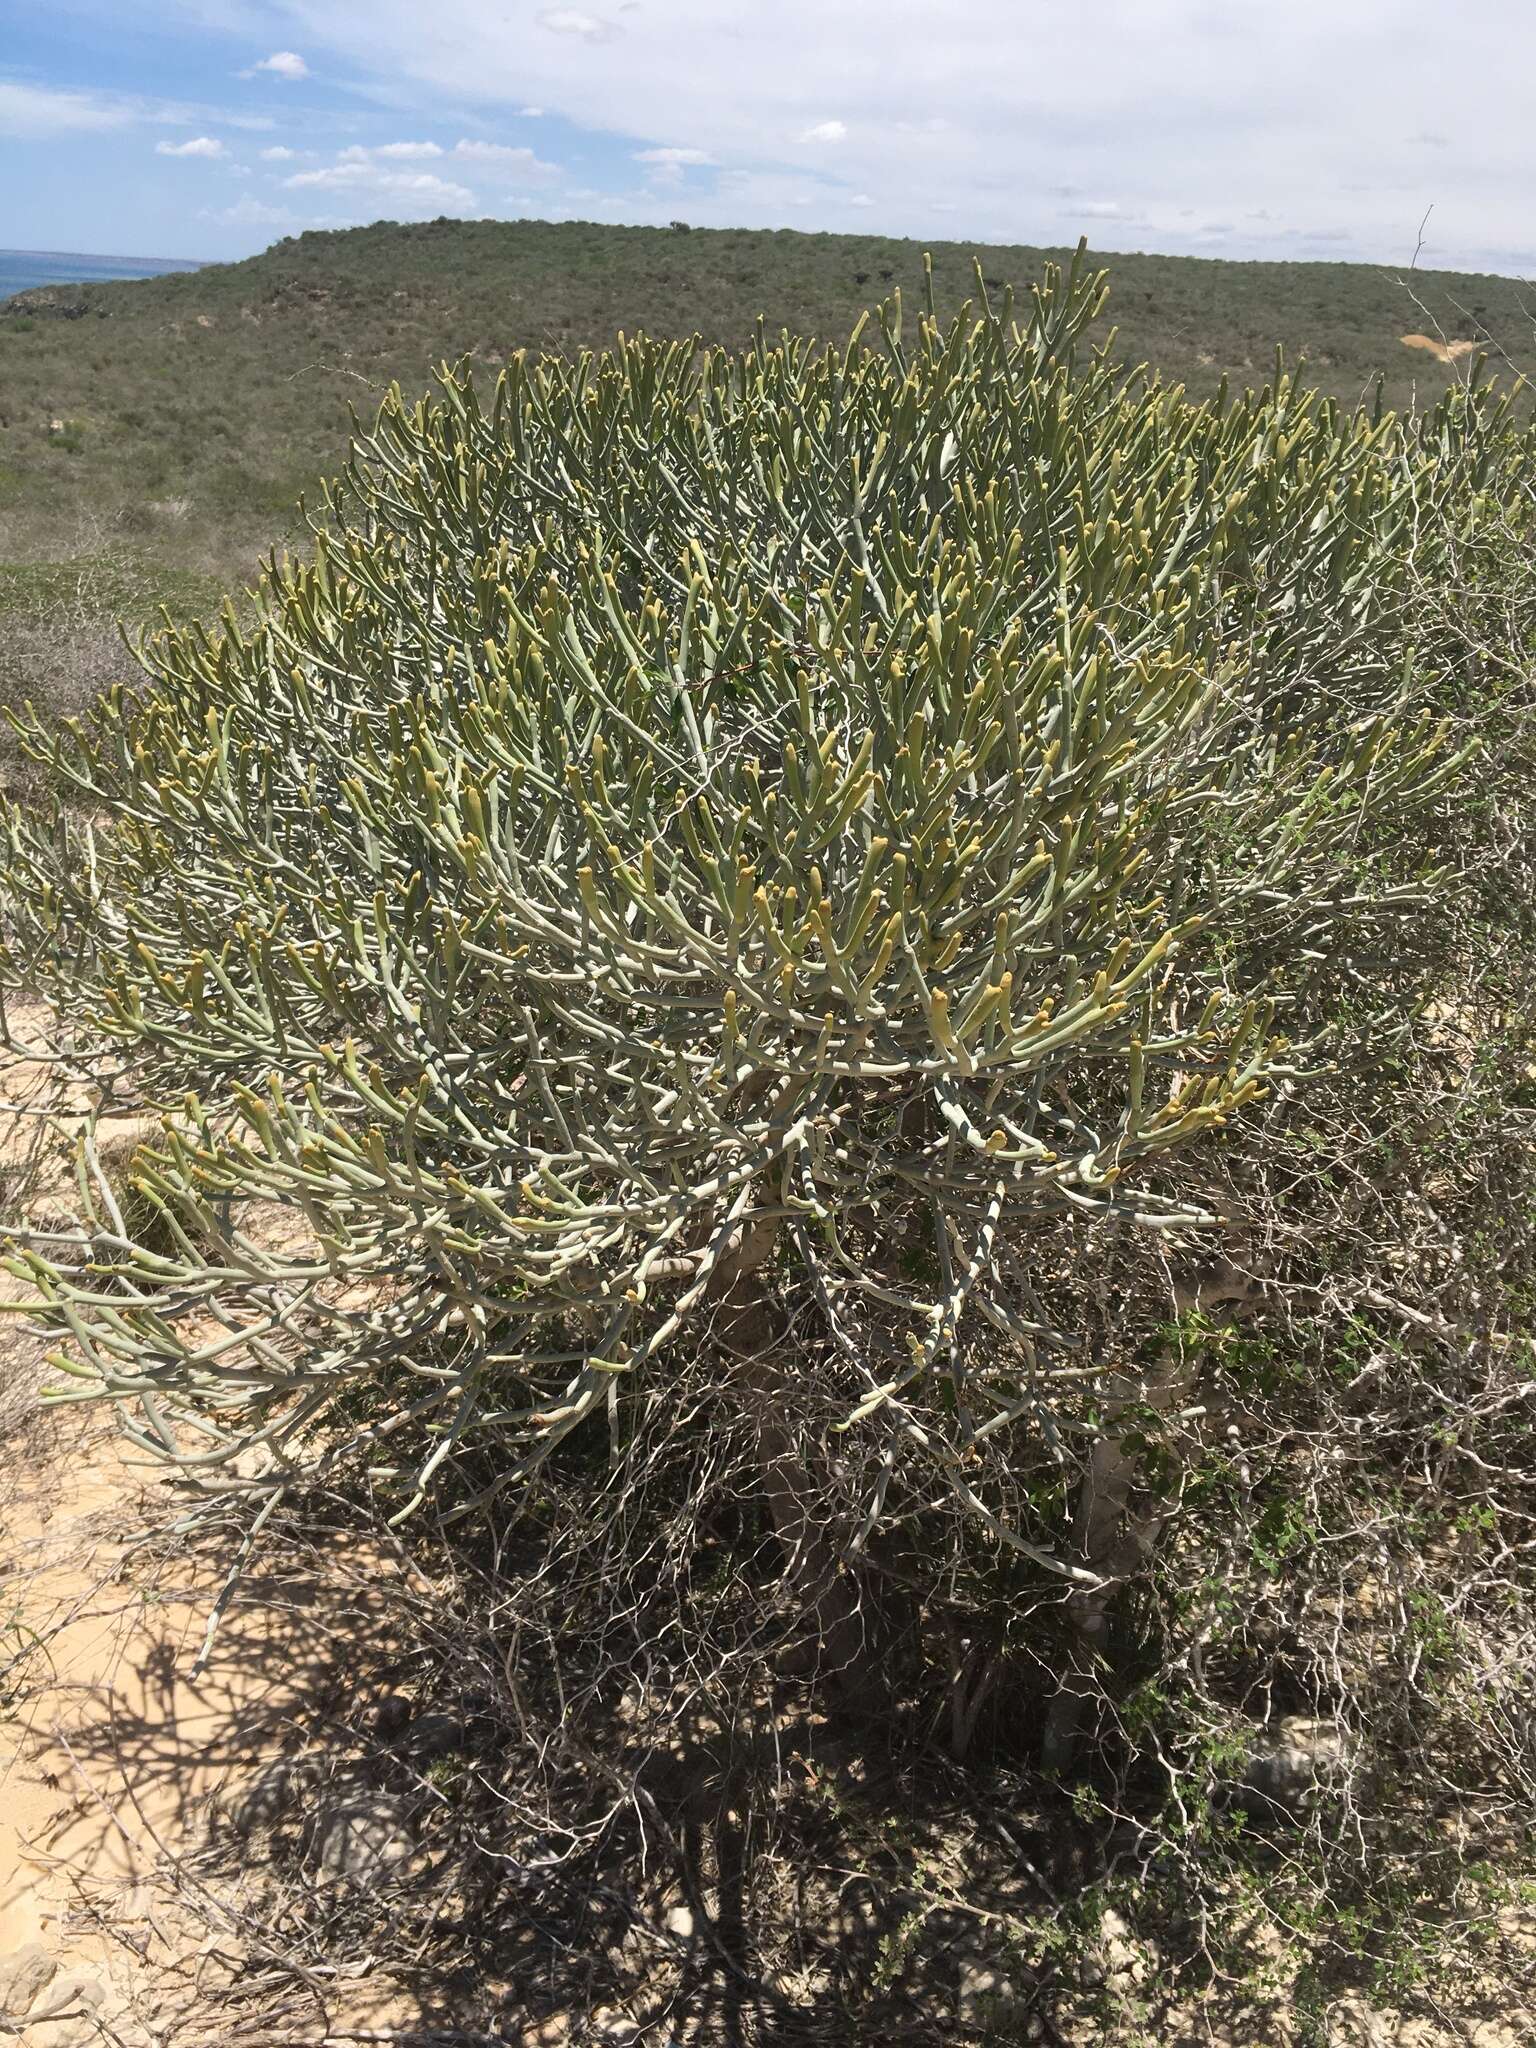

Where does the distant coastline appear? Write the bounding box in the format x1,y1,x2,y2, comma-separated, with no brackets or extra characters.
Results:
0,249,204,303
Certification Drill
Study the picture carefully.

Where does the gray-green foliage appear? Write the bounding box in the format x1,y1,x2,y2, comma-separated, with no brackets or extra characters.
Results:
0,251,1525,1576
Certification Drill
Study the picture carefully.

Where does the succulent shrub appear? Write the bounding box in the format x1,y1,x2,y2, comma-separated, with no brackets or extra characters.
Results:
0,251,1527,1724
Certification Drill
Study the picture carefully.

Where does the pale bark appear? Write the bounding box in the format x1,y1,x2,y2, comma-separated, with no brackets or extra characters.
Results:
1040,1259,1259,1770
708,1212,879,1694
1040,1358,1189,1772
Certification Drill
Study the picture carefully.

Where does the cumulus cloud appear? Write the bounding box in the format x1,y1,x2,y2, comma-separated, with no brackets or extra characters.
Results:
157,135,226,158
453,139,558,171
801,120,848,143
253,51,309,79
133,0,1536,272
324,138,555,175
285,159,477,210
848,192,874,207
634,144,712,185
260,144,296,160
518,105,545,117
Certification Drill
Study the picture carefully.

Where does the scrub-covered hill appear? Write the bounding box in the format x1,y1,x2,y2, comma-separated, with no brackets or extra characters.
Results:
2,215,1531,610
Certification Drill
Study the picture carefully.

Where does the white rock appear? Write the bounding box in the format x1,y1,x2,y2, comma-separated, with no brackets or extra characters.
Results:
957,1956,1021,2026
23,1965,111,2048
0,1940,58,2014
1099,1906,1151,1983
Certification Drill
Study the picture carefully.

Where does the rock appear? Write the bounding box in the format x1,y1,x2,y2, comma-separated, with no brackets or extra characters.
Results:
520,2020,571,2048
957,1956,1023,2030
1232,1714,1348,1820
1496,1901,1536,1944
25,2019,102,2048
1098,1906,1152,1985
24,1965,110,2048
0,1940,58,2015
226,1758,311,1836
35,1965,109,2013
589,2009,645,2045
304,1791,414,1886
1324,1993,1396,2046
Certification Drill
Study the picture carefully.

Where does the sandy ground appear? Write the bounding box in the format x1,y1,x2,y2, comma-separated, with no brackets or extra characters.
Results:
0,1002,241,2043
0,1317,432,2046
0,1002,416,2044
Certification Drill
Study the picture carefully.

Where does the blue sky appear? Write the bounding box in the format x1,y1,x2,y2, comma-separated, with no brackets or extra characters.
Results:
4,1,1534,276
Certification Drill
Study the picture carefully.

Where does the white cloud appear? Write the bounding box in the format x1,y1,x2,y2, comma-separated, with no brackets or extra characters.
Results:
519,105,545,117
286,159,477,211
801,120,848,144
848,192,874,207
157,135,226,158
0,80,132,136
186,0,1536,273
635,145,714,187
453,139,558,172
254,51,309,80
260,144,296,160
338,142,457,163
538,8,619,40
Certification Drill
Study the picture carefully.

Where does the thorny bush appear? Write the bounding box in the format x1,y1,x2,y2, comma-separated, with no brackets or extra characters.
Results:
2,252,1536,2013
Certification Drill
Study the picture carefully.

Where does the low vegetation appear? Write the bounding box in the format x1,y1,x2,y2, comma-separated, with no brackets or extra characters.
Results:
3,217,1529,813
2,214,1532,590
2,245,1534,2039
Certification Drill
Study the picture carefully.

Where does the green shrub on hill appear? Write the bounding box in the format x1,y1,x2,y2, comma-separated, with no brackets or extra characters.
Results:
2,247,1529,1772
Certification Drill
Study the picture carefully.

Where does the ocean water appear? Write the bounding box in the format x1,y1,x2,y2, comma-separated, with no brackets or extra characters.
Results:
0,249,203,303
